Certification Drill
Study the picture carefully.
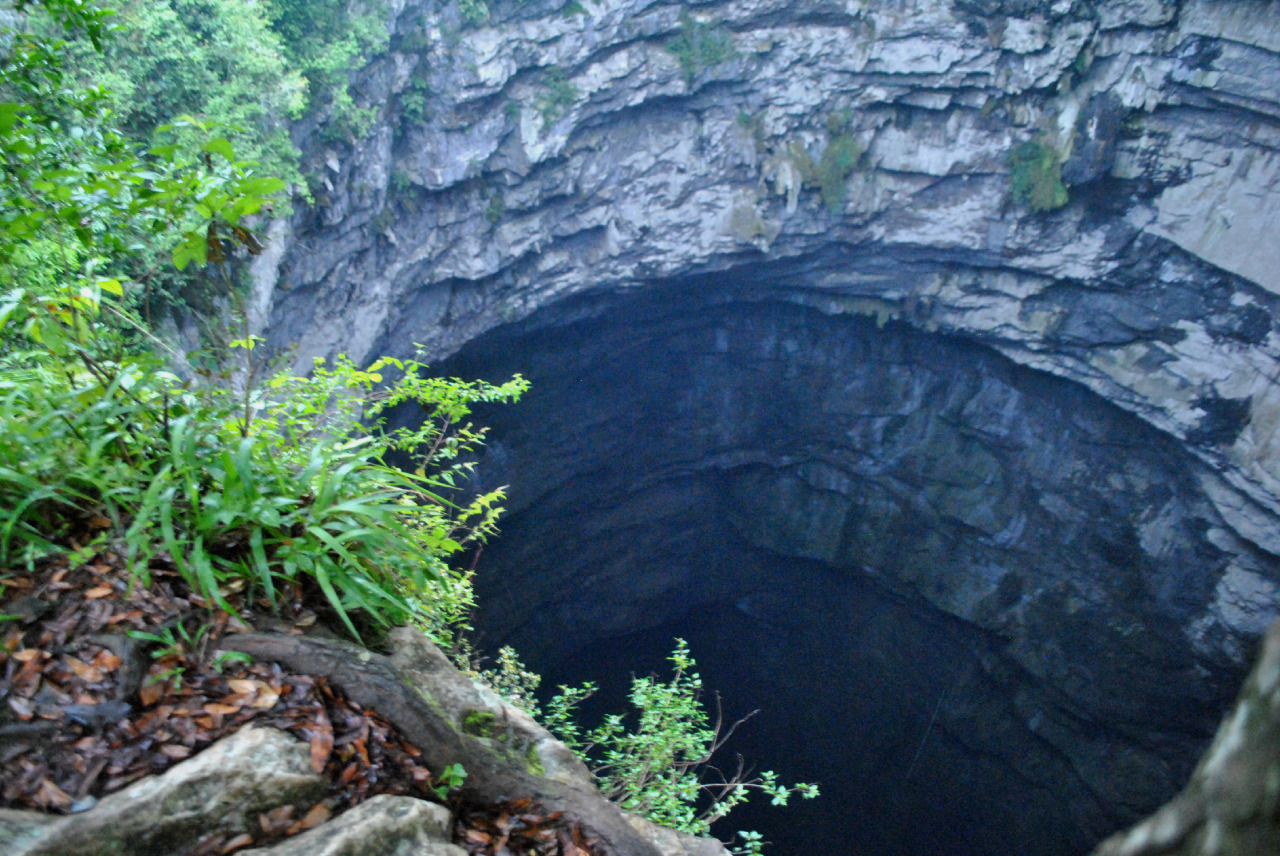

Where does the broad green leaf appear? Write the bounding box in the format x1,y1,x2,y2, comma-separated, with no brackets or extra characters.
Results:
202,138,235,162
0,103,23,135
237,177,286,196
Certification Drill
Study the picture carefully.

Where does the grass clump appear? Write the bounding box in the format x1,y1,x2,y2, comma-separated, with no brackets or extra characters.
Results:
1008,138,1068,211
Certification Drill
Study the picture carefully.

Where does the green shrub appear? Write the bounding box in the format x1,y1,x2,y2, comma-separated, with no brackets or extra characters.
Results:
539,640,818,854
667,10,737,84
401,72,433,125
0,0,527,643
1008,138,1068,211
57,0,306,192
485,193,505,225
262,0,390,140
814,134,862,213
459,0,489,25
535,66,580,130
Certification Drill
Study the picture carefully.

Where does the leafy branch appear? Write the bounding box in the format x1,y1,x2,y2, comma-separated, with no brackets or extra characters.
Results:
483,641,818,855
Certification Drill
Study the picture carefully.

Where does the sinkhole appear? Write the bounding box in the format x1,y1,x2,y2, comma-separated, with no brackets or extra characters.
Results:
410,282,1257,856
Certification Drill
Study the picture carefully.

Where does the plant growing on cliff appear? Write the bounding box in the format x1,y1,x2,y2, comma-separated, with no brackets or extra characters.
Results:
813,133,862,212
667,9,737,84
1008,138,1068,212
459,0,490,25
535,66,580,131
262,0,389,140
539,640,818,854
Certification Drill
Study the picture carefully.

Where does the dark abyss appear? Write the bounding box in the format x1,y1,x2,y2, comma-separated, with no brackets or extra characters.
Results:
409,283,1253,856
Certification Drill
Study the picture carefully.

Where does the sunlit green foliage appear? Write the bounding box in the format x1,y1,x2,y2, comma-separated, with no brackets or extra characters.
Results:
262,0,389,141
59,0,305,190
0,0,527,642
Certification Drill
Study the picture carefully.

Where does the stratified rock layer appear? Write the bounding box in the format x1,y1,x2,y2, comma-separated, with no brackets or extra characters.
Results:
255,0,1280,853
263,0,1280,567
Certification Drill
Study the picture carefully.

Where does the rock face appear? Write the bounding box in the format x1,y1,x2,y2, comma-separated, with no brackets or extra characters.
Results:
1092,618,1280,856
239,795,463,856
427,287,1273,855
0,726,328,856
255,0,1280,854
263,0,1280,551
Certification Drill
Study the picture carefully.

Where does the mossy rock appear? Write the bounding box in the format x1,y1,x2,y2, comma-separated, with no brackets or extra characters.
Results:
1008,139,1068,212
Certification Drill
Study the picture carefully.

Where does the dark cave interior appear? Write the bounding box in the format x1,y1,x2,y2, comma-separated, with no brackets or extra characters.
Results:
406,281,1248,856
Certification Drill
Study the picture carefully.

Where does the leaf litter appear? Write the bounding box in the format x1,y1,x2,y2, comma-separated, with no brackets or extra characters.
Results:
1,551,595,856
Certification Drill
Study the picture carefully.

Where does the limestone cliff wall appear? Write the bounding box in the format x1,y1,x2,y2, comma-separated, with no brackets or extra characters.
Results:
262,0,1280,615
253,3,1280,850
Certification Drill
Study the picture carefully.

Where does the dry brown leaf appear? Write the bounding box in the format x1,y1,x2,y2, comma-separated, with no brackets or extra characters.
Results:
160,744,191,759
290,803,331,833
139,681,164,707
258,804,295,834
204,703,241,716
309,709,333,774
35,778,72,809
226,679,265,695
91,650,122,671
250,689,279,710
11,649,42,662
84,586,114,599
66,656,104,684
223,615,253,634
219,833,254,854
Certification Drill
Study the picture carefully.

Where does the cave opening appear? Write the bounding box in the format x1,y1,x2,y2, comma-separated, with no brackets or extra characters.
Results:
413,281,1249,856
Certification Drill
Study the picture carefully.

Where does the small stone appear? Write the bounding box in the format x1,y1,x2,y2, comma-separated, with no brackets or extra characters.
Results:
67,797,97,814
238,796,462,856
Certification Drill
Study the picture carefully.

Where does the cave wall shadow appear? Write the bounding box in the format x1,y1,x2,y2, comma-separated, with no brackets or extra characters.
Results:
411,282,1267,856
